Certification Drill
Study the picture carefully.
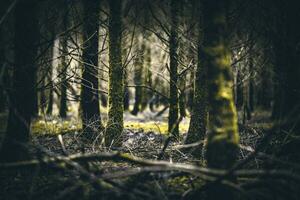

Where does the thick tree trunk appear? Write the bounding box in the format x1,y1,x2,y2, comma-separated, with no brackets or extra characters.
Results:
81,0,102,137
0,0,38,162
202,0,239,198
168,0,180,137
105,0,124,147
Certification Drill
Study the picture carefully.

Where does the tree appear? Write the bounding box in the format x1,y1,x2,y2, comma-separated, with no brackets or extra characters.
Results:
131,36,145,116
81,0,102,137
0,0,38,162
202,0,239,198
105,0,124,147
185,1,207,145
141,43,153,111
59,2,69,119
168,0,180,137
271,1,300,131
46,51,54,115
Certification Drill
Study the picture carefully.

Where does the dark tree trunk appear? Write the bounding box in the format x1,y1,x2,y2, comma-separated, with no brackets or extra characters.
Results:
0,0,38,162
46,43,55,115
46,70,54,115
105,0,124,147
249,56,255,112
131,38,144,115
185,6,207,145
81,0,102,137
168,0,180,137
123,69,130,111
59,3,69,119
141,42,152,111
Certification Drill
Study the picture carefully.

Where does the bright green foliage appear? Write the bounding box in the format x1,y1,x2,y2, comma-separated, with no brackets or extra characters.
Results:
105,0,124,147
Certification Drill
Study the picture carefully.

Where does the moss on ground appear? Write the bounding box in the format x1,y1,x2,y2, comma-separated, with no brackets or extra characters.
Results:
125,121,189,135
31,119,82,135
30,119,190,136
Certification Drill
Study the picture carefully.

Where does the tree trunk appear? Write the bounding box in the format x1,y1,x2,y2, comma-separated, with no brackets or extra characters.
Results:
123,71,130,111
81,0,102,137
168,0,180,137
59,5,68,119
202,0,239,198
105,0,124,147
46,43,55,115
0,0,38,162
131,37,144,115
185,8,207,145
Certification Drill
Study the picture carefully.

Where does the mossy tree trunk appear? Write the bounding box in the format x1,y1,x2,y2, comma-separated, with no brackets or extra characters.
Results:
105,0,124,147
168,0,180,137
81,0,102,137
202,0,239,198
0,0,38,162
203,0,239,168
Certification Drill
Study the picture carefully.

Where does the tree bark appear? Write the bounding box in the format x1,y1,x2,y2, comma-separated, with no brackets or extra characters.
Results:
81,0,102,137
105,0,124,147
59,3,68,119
202,0,239,198
168,0,180,137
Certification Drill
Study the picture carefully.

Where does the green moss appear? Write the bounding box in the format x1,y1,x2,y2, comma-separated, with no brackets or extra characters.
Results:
105,0,124,147
202,0,240,171
31,119,82,135
124,121,189,135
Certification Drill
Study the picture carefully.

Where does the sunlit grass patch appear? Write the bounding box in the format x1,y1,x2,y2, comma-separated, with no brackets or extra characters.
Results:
31,118,82,135
31,118,190,136
124,121,189,135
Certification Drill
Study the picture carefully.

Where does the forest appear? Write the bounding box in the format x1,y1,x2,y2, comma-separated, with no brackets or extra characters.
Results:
0,0,299,199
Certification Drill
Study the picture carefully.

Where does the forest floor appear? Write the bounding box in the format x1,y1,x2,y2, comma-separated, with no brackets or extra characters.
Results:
0,110,299,200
